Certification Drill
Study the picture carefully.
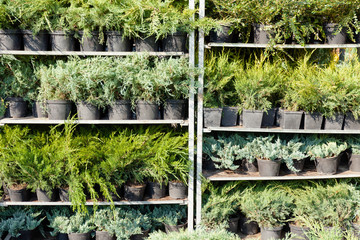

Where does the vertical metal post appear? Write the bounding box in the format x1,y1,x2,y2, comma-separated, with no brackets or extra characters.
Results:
187,0,195,232
196,0,205,227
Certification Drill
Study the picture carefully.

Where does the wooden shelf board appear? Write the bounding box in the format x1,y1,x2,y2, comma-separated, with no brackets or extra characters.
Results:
204,126,360,134
0,50,187,56
0,117,188,126
207,43,360,49
204,166,360,181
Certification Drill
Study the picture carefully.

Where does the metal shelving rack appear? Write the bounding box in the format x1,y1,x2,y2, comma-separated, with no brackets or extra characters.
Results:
196,0,360,227
0,0,196,230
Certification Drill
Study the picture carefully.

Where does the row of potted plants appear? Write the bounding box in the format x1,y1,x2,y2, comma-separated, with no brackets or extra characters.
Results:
207,0,360,45
202,181,360,240
0,124,189,209
0,0,208,52
0,55,194,121
0,205,187,240
204,134,360,176
204,52,360,130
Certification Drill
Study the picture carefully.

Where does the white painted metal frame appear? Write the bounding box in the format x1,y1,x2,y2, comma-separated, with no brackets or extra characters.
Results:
196,0,205,227
187,0,196,232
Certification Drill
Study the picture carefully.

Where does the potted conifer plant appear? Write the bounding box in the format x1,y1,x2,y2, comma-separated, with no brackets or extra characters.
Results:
234,60,280,129
67,57,109,120
308,140,348,175
347,137,360,172
241,186,294,240
0,1,22,50
37,60,73,120
13,0,52,51
67,1,105,51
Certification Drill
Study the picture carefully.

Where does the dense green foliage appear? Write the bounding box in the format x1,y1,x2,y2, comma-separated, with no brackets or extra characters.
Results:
0,55,193,107
0,124,189,211
204,52,360,118
207,0,360,45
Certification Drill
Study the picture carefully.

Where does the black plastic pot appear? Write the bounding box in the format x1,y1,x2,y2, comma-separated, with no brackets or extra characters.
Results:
254,24,273,44
8,186,29,202
32,101,48,118
221,107,239,126
6,97,27,118
57,233,69,240
260,226,283,240
292,158,306,173
289,224,309,240
0,29,22,50
227,216,240,233
96,231,115,240
281,110,303,129
169,181,187,199
106,31,132,52
130,230,150,240
47,100,72,120
135,36,158,52
13,230,32,240
68,233,91,240
50,31,76,51
344,113,360,130
210,25,233,43
239,216,260,235
76,101,101,120
23,30,49,51
79,31,104,51
136,101,160,120
349,154,360,172
147,182,166,199
304,112,323,130
164,223,187,233
36,188,55,202
59,187,70,202
108,100,132,120
275,108,282,127
324,23,346,44
243,109,264,128
257,159,281,176
124,184,146,201
262,108,276,127
162,32,187,52
203,159,217,170
324,113,344,130
204,108,223,128
110,186,122,201
315,156,338,175
164,99,186,120
243,159,258,172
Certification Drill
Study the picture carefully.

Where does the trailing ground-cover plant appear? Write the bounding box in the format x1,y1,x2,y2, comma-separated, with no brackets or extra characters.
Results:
240,185,294,228
148,227,241,240
0,56,37,101
201,182,242,229
308,140,347,160
203,135,246,170
204,50,241,108
0,209,44,238
234,58,283,112
151,205,187,227
37,60,72,101
8,0,54,33
292,183,358,228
